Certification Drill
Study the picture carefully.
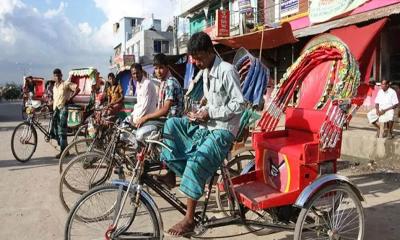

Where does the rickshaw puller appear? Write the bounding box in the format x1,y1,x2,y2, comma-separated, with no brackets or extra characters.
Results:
160,32,245,237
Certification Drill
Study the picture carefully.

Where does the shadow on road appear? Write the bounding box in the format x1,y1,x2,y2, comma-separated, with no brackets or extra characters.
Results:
0,156,58,170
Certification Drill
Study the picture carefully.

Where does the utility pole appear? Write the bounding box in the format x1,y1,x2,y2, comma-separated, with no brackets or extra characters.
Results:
173,16,179,55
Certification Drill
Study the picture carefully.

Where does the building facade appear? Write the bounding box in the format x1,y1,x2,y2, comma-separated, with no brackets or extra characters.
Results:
111,17,173,69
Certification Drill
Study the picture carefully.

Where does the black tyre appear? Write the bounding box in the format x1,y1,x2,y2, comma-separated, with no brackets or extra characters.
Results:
11,122,37,162
58,138,102,174
59,152,112,212
72,124,88,142
294,184,364,240
65,184,162,240
215,149,255,216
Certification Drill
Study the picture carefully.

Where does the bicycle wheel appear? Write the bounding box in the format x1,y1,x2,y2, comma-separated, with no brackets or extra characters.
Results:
11,122,37,162
294,184,364,240
65,184,162,240
215,149,255,216
58,138,101,174
72,124,88,142
59,152,112,212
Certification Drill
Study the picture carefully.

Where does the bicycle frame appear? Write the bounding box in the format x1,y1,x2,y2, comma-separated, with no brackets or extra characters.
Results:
107,138,297,239
26,113,53,140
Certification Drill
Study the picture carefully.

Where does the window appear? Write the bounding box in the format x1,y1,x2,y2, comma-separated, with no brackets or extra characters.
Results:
154,40,170,54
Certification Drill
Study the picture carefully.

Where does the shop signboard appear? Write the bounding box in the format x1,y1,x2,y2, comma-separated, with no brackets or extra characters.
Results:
280,0,299,18
216,9,230,37
309,0,368,24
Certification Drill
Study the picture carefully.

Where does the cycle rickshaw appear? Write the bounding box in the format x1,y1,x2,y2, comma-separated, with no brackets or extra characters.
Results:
65,35,365,239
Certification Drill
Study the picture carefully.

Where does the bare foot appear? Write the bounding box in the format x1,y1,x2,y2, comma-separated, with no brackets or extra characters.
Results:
167,218,195,237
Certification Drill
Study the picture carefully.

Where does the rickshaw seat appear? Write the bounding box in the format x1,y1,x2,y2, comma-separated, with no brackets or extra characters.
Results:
254,108,327,161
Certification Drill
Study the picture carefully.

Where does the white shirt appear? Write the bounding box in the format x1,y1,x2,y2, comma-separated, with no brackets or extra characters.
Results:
131,78,157,123
375,88,399,110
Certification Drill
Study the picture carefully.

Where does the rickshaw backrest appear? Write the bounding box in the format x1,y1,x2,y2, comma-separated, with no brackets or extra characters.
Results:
285,107,326,134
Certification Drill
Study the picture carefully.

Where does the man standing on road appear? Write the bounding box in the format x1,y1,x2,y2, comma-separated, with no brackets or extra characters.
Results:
367,79,399,138
52,68,80,158
159,32,245,237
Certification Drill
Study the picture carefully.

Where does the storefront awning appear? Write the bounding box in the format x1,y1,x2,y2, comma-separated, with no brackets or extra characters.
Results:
294,3,400,38
213,22,297,50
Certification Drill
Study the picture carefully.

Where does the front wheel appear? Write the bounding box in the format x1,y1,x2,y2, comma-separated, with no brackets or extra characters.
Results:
65,184,162,240
294,184,364,240
59,152,112,212
11,122,37,162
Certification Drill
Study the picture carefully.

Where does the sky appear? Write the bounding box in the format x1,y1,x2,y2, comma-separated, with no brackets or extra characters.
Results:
0,0,180,85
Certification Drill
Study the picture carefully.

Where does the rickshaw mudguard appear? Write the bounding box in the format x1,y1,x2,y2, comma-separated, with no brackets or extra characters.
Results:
294,174,365,208
111,179,164,238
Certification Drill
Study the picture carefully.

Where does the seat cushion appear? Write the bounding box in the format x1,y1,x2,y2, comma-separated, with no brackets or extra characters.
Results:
258,130,317,159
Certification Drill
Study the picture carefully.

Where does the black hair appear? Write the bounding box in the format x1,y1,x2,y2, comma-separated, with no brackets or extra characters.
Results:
108,72,116,79
153,53,168,66
130,63,143,71
187,32,214,55
26,76,33,80
53,68,62,75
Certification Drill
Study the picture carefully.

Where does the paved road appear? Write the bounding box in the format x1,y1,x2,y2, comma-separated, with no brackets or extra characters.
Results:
0,101,399,239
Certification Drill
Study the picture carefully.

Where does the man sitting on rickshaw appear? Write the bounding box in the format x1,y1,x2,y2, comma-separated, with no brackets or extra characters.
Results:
105,73,124,117
135,53,184,127
123,63,158,125
160,32,245,236
23,76,35,99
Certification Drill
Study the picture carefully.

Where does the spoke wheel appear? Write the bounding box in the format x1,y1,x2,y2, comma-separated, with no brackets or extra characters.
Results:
11,122,37,162
65,184,161,240
58,138,102,174
294,184,364,240
59,152,112,212
215,149,255,216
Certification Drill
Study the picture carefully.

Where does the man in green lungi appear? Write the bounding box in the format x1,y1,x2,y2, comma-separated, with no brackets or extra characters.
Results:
52,68,80,158
160,32,245,236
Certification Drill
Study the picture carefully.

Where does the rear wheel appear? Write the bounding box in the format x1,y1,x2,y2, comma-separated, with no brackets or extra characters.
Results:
11,122,37,162
59,152,112,212
294,184,364,240
72,124,88,142
215,149,255,216
58,138,101,174
65,184,161,240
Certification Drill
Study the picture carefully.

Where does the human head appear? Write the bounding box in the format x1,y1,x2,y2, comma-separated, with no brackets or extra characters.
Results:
131,63,143,82
381,79,390,92
53,68,62,82
108,72,117,85
153,53,169,81
187,31,215,70
26,76,33,82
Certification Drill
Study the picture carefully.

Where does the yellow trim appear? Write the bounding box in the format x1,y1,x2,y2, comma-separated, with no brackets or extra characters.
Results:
283,154,291,193
280,12,309,24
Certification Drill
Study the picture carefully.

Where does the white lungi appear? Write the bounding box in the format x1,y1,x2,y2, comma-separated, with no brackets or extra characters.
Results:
367,109,395,123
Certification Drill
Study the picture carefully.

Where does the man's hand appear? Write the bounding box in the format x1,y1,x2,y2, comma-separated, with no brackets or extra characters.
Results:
196,110,209,122
135,116,148,128
187,110,209,123
378,109,386,116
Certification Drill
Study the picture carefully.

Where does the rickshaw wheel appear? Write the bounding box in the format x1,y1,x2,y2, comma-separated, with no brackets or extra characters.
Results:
11,122,37,162
243,208,277,236
215,149,255,216
294,184,364,240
